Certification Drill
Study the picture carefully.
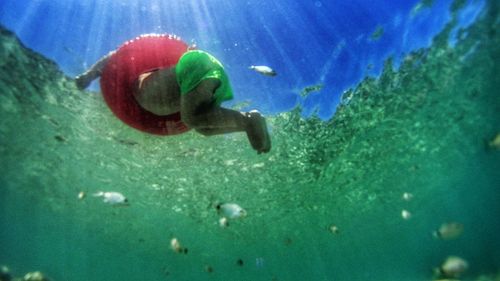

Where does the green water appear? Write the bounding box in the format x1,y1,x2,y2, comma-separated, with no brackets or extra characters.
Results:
1,2,499,281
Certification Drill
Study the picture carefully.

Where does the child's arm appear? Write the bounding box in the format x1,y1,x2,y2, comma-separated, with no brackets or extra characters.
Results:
75,50,116,90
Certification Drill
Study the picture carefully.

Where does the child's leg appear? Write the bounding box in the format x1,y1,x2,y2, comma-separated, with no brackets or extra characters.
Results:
181,79,271,153
181,79,247,133
75,51,116,89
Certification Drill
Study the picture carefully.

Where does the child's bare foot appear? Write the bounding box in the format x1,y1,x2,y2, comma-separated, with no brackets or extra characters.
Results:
245,110,271,154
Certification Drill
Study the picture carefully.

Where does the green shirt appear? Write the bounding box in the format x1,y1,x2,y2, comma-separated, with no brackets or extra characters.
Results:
175,50,233,105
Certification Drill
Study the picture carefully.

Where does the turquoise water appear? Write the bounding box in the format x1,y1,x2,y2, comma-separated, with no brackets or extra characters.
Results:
1,1,499,281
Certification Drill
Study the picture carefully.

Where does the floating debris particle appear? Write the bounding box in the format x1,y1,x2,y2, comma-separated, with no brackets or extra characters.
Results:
236,258,244,266
249,65,277,76
433,222,464,240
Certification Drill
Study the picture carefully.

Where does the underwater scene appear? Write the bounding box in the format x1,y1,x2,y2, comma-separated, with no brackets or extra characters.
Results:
0,0,499,280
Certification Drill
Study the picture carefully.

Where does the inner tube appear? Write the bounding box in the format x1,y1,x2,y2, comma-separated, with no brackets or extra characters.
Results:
100,34,190,135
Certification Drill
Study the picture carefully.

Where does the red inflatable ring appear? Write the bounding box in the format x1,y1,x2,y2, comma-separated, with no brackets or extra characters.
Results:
100,34,191,135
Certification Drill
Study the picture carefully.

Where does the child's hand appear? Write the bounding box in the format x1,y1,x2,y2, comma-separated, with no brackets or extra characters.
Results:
75,73,92,90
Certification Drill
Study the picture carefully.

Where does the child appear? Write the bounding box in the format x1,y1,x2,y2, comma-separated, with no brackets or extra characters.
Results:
76,48,271,154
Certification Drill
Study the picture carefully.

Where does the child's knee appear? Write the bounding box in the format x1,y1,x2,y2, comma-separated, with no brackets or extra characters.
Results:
180,108,205,129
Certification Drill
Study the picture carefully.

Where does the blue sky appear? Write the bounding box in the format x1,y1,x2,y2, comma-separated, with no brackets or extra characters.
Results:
0,0,485,119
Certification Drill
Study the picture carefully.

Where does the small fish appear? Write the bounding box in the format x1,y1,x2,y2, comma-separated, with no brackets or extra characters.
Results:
93,191,128,205
204,265,214,273
219,217,229,228
249,65,277,76
329,224,340,234
116,138,139,146
54,135,66,142
433,222,464,240
78,191,86,200
402,192,414,201
401,209,412,220
436,256,468,278
488,133,500,150
255,257,265,268
0,265,11,281
23,271,49,281
170,238,188,254
216,203,247,219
